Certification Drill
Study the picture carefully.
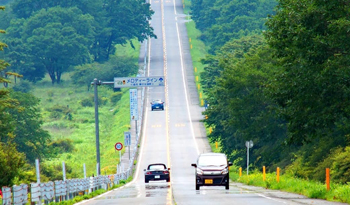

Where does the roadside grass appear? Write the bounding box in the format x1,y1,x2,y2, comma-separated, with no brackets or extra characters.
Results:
31,40,140,178
183,0,209,104
229,170,350,203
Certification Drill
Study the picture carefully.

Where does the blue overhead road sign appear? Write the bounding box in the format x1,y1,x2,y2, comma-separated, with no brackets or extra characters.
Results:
114,76,165,88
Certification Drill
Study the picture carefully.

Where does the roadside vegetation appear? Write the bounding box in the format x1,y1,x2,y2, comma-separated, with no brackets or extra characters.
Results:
184,0,350,202
229,169,350,203
0,0,155,187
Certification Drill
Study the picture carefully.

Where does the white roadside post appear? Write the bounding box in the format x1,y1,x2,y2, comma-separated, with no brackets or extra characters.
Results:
245,140,254,175
62,161,67,200
35,159,42,205
36,159,41,183
83,164,86,179
62,162,66,181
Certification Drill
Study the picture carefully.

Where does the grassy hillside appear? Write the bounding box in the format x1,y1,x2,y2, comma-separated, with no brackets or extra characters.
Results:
32,41,140,177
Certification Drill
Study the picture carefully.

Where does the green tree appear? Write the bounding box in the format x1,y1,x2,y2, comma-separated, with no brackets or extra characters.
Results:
92,0,156,62
265,0,350,144
0,6,26,187
7,0,157,77
4,18,45,83
200,35,266,92
190,0,276,53
7,91,51,163
0,140,26,187
0,5,17,139
204,39,288,168
24,7,94,84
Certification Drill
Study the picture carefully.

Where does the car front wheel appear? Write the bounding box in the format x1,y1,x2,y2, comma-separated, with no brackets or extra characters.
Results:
225,182,229,190
196,183,200,190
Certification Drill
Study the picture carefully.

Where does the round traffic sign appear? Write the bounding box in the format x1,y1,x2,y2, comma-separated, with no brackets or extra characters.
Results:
115,142,123,151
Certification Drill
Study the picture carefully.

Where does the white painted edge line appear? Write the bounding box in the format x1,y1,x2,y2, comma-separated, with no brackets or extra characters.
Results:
174,7,200,155
256,193,287,204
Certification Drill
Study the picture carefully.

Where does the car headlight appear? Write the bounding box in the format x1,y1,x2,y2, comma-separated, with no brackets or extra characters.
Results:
221,168,228,175
196,168,203,175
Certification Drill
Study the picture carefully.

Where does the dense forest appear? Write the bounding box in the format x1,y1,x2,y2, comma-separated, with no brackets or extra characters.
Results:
196,0,350,183
0,0,155,187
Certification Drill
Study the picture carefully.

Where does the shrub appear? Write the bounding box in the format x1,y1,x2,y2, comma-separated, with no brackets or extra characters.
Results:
47,90,54,97
110,92,123,104
49,139,75,153
80,98,93,107
12,80,32,93
80,96,107,107
47,105,72,119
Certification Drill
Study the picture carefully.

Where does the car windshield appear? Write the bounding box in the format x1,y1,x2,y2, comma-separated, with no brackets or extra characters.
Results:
198,155,227,166
148,164,166,170
152,100,162,103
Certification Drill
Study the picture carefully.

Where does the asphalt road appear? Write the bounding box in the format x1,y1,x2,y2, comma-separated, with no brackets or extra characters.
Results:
78,0,348,204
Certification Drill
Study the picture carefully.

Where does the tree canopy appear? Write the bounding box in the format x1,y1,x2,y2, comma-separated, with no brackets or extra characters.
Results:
190,0,276,53
2,0,156,83
199,0,350,182
265,0,350,144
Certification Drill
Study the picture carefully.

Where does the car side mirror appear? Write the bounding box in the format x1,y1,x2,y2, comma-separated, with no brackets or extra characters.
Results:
168,168,171,170
191,163,197,168
228,162,233,166
144,169,146,171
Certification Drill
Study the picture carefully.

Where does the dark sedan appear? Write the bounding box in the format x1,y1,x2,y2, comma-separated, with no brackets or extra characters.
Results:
144,163,170,183
151,99,164,111
191,153,233,190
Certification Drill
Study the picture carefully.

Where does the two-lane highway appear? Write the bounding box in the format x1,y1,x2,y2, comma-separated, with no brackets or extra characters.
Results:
78,0,348,204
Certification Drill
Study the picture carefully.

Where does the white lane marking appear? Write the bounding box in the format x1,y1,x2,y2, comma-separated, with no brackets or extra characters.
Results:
256,193,287,204
174,13,200,155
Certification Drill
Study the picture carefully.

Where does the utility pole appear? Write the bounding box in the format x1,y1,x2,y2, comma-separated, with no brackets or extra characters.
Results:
93,78,101,175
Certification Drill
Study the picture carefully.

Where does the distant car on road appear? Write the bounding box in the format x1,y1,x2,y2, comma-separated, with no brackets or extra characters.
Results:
144,163,170,183
191,153,233,190
151,99,164,111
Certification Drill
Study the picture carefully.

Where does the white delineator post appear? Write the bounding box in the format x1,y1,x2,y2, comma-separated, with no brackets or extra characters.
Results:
245,140,254,175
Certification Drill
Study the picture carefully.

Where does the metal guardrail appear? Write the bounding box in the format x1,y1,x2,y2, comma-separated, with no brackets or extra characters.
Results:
1,40,148,205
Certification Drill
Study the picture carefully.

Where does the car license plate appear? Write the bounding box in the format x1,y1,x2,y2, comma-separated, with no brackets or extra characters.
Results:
205,179,213,184
155,175,160,179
